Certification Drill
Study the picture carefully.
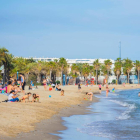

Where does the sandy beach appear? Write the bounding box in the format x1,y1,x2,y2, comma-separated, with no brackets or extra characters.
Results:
0,84,140,139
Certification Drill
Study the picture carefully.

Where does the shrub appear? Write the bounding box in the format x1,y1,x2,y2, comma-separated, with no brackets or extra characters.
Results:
56,80,60,84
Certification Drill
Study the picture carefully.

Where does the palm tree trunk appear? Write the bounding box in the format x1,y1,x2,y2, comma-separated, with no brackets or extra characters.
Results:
96,69,98,85
117,74,118,85
128,73,129,84
61,71,63,85
50,70,52,81
138,70,139,84
107,70,109,84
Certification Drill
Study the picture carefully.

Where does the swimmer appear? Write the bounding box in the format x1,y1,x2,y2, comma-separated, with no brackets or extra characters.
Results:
138,92,140,97
86,92,93,101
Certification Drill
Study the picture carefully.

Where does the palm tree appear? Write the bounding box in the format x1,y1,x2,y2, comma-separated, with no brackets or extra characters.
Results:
114,58,122,84
71,63,79,84
93,59,101,85
82,63,90,84
134,60,140,84
58,57,68,85
104,59,112,84
48,61,57,81
123,58,133,84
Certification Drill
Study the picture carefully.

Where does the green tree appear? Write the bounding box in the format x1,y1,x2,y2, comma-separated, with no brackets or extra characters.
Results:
82,63,90,84
104,59,112,83
123,58,133,84
114,58,122,84
58,57,68,85
134,60,140,84
93,59,101,85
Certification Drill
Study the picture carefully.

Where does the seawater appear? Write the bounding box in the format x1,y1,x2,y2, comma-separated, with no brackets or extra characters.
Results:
54,89,140,140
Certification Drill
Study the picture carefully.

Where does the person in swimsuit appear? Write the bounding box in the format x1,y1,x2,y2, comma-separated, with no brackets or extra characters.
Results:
7,81,13,96
86,92,93,101
106,86,109,97
20,92,32,103
32,93,40,102
98,84,102,93
43,79,47,91
56,84,61,91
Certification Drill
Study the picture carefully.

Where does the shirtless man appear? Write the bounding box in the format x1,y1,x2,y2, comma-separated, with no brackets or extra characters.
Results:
86,92,93,101
7,81,13,95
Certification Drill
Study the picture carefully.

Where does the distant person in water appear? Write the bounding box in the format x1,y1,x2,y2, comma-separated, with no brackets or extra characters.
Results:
106,86,109,97
42,78,47,91
138,92,140,97
86,92,93,101
98,84,102,93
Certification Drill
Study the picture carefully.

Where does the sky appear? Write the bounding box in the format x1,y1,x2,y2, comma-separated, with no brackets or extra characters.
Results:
0,0,140,60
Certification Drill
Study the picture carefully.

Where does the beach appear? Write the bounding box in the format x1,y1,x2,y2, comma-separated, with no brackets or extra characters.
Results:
0,84,140,140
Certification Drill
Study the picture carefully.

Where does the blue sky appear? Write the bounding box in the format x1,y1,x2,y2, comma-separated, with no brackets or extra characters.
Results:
0,0,140,60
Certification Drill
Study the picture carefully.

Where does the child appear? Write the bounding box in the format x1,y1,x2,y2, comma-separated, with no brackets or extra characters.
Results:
112,87,115,93
106,87,109,97
86,92,93,101
32,93,40,102
61,90,64,96
98,84,102,93
20,92,32,102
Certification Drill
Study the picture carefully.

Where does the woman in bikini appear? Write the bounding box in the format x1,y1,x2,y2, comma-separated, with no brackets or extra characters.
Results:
42,79,47,91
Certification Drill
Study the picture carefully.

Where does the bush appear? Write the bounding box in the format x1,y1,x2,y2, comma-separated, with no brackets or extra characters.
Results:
56,80,60,84
112,79,116,84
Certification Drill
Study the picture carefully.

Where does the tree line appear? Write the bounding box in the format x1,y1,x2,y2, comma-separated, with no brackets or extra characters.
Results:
0,47,140,85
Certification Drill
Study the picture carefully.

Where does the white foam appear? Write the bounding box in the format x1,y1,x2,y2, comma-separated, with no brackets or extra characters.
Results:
109,100,136,120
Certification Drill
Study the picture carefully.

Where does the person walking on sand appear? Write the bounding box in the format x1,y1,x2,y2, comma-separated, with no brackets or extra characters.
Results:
43,78,47,91
106,86,109,97
98,84,102,93
20,74,25,95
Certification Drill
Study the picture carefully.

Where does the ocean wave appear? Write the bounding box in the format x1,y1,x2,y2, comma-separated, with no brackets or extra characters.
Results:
109,100,136,120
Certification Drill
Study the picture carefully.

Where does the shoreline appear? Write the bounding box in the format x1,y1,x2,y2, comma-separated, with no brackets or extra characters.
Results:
0,85,140,140
2,97,98,140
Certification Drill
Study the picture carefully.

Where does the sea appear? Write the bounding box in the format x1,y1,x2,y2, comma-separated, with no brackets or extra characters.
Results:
54,89,140,140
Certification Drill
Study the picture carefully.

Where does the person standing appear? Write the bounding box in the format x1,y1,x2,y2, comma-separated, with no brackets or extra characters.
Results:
98,84,102,93
20,74,25,95
43,78,47,91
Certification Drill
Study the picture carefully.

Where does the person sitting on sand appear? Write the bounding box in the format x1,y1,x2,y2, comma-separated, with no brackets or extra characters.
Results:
20,92,32,102
51,83,55,89
61,90,64,96
8,90,19,102
7,81,13,95
86,92,93,101
56,84,61,91
29,84,32,90
32,93,40,102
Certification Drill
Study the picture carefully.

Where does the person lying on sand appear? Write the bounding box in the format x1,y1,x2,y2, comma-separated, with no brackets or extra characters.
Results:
56,84,61,91
61,90,64,96
20,92,32,102
86,92,93,101
8,90,19,102
32,93,40,102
